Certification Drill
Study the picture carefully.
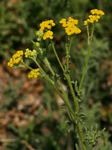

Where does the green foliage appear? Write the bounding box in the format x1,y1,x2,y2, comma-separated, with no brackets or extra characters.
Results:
0,0,112,150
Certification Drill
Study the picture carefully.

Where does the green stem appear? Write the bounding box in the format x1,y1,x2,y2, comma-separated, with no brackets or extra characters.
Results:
22,61,32,70
66,37,72,70
66,74,79,113
51,40,78,112
51,40,86,149
75,25,93,150
90,25,94,43
50,81,75,123
76,123,86,150
32,58,54,85
87,25,90,45
79,26,91,92
44,58,55,76
58,81,75,117
51,41,65,72
79,47,91,92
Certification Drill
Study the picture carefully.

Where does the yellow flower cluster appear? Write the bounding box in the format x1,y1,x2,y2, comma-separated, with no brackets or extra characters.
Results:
39,20,55,40
90,9,105,16
43,30,53,40
40,20,55,31
8,50,23,67
25,48,37,58
84,9,105,25
28,68,40,79
59,17,81,35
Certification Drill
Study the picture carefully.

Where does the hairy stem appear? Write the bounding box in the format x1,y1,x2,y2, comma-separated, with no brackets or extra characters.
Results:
76,123,86,150
66,37,72,71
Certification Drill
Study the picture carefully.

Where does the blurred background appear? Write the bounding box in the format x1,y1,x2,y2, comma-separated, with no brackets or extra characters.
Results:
0,0,112,149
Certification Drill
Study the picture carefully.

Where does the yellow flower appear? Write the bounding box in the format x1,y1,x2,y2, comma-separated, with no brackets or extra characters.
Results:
84,9,105,25
60,17,81,36
8,50,23,67
65,26,81,35
39,20,55,40
89,15,100,22
39,20,55,31
25,48,37,58
28,68,40,79
59,18,67,27
68,17,78,25
84,15,100,25
49,20,55,26
90,9,105,16
43,30,53,40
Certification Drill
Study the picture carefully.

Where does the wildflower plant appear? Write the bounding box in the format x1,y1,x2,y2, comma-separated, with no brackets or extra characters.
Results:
8,9,105,149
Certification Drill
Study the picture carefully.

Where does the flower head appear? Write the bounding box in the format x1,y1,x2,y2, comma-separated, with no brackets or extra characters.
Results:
25,48,37,58
43,30,53,40
28,68,40,79
59,18,67,27
39,20,55,40
90,9,105,16
8,50,23,67
65,26,81,35
60,17,81,36
39,20,55,31
84,9,105,25
68,17,78,25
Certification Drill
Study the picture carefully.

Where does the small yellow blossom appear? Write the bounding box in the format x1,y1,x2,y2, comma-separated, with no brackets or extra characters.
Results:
84,9,105,25
8,50,23,67
39,20,55,40
39,20,55,31
25,48,37,58
60,17,81,36
68,17,78,25
43,30,53,40
90,9,105,16
89,15,100,22
65,26,81,35
28,68,40,79
59,18,67,27
49,20,55,26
